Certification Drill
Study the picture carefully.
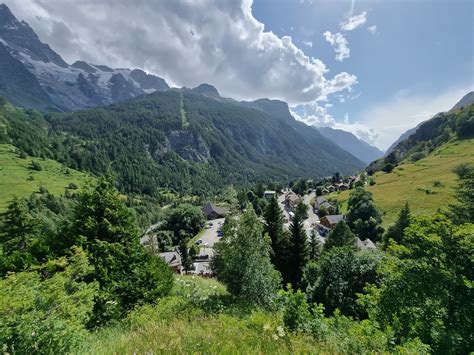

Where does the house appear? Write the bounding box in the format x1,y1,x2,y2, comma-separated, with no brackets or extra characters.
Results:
264,190,276,199
319,214,345,229
159,251,182,274
321,187,329,195
315,196,335,213
315,196,327,208
202,202,229,220
285,191,302,210
356,237,376,251
327,185,337,193
337,183,350,191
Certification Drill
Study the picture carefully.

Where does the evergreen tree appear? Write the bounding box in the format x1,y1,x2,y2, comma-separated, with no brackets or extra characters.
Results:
263,196,291,285
296,201,308,220
0,197,39,253
309,229,321,260
179,237,194,272
449,164,474,224
289,211,309,288
323,221,356,251
384,203,411,246
212,206,281,307
67,178,174,326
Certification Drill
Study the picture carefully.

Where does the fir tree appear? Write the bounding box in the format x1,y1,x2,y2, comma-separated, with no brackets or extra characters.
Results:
289,211,309,288
309,229,322,260
450,164,474,224
384,203,411,246
263,196,291,285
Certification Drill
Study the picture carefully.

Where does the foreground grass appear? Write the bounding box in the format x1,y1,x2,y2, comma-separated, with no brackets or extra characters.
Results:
330,139,474,226
81,275,428,354
0,144,90,210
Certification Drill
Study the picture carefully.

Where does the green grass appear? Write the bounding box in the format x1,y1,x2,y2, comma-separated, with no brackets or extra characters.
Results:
330,139,474,226
0,144,91,210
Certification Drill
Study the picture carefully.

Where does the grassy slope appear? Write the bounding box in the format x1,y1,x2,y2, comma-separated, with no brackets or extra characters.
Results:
330,139,474,226
0,144,91,210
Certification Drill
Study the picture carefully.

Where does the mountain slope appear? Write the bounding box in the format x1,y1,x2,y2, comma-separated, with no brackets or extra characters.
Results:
317,126,384,164
385,123,423,155
0,4,170,111
0,90,364,195
451,91,474,111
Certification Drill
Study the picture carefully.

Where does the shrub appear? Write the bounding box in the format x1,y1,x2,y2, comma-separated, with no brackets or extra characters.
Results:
0,248,98,354
30,160,42,171
410,151,426,162
382,163,394,173
68,182,78,190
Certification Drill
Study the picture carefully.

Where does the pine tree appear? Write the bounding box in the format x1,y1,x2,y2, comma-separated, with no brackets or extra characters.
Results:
450,164,474,224
384,203,411,246
323,221,356,251
289,211,309,288
309,229,321,260
179,238,193,272
263,196,291,285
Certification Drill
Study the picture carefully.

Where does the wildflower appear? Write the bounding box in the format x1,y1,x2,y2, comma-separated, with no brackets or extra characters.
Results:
276,326,285,337
263,323,271,331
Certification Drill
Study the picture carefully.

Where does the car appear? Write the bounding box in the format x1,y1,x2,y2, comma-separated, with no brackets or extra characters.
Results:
208,222,213,227
196,239,203,245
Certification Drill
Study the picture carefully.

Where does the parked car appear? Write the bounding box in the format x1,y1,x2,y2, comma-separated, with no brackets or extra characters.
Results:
196,239,203,245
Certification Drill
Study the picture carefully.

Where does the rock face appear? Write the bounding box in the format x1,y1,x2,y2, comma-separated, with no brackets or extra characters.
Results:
0,4,170,111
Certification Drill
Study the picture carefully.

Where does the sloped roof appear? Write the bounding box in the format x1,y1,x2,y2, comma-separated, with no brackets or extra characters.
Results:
159,251,182,267
323,214,344,225
356,237,376,250
202,202,229,216
316,196,327,205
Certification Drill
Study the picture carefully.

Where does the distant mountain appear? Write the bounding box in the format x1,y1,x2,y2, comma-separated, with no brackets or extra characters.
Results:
317,127,384,164
0,4,169,111
0,90,364,195
451,91,474,111
385,123,423,155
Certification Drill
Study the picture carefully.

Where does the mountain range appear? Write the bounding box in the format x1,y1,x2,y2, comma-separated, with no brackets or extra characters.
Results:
0,3,390,190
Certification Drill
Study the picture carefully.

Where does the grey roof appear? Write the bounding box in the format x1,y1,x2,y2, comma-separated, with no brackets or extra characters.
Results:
316,196,327,205
320,201,333,210
159,251,182,267
202,202,229,217
323,214,345,225
356,237,376,250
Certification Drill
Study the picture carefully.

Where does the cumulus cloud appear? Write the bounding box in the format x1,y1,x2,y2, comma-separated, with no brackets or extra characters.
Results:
367,25,377,34
340,11,367,31
323,31,350,62
302,40,313,47
3,0,357,105
290,102,378,144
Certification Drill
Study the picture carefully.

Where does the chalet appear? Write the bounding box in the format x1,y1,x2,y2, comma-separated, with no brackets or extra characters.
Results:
285,191,302,210
202,202,229,220
356,237,376,251
320,214,345,229
337,183,350,191
321,187,329,195
264,190,276,199
327,185,337,193
159,251,182,274
315,196,327,208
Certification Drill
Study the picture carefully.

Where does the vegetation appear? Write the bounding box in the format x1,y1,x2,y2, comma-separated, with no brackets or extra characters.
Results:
330,139,474,225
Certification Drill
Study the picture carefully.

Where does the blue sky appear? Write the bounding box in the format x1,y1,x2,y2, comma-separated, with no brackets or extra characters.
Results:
252,0,474,149
5,0,474,149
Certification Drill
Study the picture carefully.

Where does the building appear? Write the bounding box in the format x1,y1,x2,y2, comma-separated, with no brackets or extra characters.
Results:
337,183,350,191
319,214,345,229
159,251,182,274
264,190,276,199
285,191,302,210
202,202,229,220
356,237,376,251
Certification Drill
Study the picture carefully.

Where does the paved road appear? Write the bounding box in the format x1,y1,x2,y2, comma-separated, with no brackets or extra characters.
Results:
277,192,291,223
197,218,225,248
303,191,320,226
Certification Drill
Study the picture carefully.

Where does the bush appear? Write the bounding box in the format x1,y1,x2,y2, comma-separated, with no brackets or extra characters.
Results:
68,182,78,190
410,151,426,162
382,163,394,173
0,248,98,354
30,160,42,171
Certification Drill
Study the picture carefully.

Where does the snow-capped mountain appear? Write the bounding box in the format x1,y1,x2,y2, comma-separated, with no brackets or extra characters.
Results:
0,4,169,111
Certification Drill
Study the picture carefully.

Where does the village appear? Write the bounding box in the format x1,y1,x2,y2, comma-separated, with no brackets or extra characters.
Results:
156,174,376,275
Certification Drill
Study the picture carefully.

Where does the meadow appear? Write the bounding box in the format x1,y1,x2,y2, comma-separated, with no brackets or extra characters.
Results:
0,144,90,210
330,139,474,226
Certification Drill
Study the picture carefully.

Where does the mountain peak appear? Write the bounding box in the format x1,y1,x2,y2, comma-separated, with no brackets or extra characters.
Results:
192,83,220,97
451,91,474,111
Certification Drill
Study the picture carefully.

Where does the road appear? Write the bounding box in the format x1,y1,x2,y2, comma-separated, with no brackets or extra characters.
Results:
303,190,320,226
197,218,225,248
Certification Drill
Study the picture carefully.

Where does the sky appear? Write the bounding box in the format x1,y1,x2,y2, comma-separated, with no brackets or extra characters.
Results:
3,0,474,150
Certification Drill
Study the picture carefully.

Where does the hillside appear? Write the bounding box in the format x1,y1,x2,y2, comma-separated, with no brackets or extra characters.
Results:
0,90,363,195
318,126,384,164
331,138,474,226
0,144,90,210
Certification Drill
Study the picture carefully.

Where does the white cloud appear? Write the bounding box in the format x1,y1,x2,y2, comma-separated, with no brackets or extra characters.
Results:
340,11,367,31
302,40,313,48
367,25,377,34
3,0,357,105
359,85,474,149
323,31,350,62
290,102,378,145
